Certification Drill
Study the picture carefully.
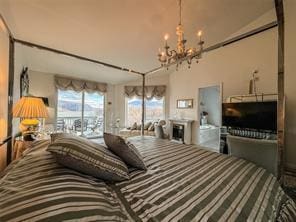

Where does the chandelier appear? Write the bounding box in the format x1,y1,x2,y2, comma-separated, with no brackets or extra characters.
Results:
158,0,204,70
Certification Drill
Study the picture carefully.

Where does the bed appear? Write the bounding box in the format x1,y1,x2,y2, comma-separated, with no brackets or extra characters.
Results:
0,136,295,221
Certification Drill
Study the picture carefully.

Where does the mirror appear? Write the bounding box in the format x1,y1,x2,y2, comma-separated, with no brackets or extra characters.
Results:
177,99,193,109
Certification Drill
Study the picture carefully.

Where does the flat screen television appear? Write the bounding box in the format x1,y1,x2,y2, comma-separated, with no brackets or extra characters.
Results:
222,101,277,132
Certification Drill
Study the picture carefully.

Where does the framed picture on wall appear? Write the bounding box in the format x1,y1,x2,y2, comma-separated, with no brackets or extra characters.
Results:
177,99,193,109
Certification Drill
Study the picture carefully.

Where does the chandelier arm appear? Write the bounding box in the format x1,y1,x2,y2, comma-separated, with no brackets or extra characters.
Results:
166,50,172,57
158,54,167,63
157,0,204,70
198,48,204,57
171,49,177,56
187,58,192,65
166,48,178,57
185,48,194,56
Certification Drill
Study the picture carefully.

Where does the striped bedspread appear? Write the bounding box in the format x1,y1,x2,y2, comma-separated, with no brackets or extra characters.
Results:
1,137,296,221
0,140,128,222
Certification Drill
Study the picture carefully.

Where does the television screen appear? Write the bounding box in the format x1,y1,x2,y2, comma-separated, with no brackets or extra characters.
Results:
222,101,277,131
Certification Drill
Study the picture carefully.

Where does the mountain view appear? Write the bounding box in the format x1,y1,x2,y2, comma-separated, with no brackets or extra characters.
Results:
57,90,104,118
57,90,164,129
127,98,164,126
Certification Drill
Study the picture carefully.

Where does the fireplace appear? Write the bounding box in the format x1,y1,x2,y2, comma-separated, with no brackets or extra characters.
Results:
169,119,193,144
172,124,184,143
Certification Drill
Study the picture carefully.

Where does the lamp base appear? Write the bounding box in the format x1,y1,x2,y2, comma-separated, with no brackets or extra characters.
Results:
19,119,39,141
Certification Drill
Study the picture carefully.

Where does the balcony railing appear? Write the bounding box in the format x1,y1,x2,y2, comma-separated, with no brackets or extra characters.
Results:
56,116,104,138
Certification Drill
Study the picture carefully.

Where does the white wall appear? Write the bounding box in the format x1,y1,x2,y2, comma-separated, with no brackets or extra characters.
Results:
169,27,278,145
284,0,296,169
28,70,56,124
0,20,9,171
112,74,170,127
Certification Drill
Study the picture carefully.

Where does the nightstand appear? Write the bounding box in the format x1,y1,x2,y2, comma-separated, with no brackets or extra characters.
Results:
13,137,34,160
13,134,51,160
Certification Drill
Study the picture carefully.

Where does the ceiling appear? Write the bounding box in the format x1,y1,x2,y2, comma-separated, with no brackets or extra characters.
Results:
15,44,144,84
0,0,274,84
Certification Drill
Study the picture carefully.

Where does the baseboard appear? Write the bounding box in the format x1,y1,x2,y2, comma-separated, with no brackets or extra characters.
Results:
284,164,296,188
285,163,296,175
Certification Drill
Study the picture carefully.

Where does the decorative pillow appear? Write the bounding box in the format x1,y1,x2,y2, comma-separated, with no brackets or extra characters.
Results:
148,123,155,131
158,120,166,126
131,122,137,130
104,133,147,170
144,122,152,130
50,132,76,143
47,136,129,181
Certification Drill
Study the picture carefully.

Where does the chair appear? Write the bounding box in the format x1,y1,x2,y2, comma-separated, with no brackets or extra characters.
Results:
56,119,65,131
88,118,103,132
155,124,165,139
73,119,88,132
227,135,277,176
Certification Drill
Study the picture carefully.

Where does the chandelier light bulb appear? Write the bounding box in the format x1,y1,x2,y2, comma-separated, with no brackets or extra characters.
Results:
164,34,170,41
197,30,202,37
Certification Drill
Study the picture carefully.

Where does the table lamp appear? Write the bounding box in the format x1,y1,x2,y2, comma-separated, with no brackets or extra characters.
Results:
13,96,49,141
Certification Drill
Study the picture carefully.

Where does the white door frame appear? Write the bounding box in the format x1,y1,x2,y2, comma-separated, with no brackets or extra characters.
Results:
197,83,223,151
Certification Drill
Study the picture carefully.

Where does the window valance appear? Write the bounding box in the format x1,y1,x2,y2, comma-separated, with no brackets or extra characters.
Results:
124,85,166,100
54,76,107,94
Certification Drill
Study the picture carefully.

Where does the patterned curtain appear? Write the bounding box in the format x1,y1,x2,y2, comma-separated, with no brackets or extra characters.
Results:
124,85,166,100
54,75,107,94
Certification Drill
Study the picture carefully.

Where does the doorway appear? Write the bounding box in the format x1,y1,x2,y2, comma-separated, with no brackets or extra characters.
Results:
198,85,222,152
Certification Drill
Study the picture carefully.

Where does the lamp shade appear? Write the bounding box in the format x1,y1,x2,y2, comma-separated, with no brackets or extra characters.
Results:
13,96,49,118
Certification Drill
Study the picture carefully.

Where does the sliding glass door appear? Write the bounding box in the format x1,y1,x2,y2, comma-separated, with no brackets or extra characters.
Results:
56,89,105,138
83,92,104,138
56,90,83,135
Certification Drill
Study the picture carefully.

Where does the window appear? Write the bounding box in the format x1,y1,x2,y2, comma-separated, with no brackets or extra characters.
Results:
56,89,105,138
146,98,165,122
126,97,165,126
126,98,141,126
